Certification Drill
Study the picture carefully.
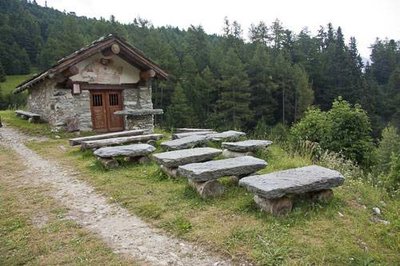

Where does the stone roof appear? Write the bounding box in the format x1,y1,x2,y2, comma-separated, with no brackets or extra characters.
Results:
14,34,168,94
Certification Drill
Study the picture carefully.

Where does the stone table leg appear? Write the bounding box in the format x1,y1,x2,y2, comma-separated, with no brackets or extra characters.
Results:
97,157,119,169
254,194,293,216
160,165,178,178
308,189,334,203
188,179,225,199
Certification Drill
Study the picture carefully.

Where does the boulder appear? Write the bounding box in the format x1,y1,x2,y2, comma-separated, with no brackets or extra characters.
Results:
178,156,267,182
221,140,273,152
160,135,208,150
172,131,217,140
206,130,246,142
93,144,156,158
153,147,222,168
239,165,345,199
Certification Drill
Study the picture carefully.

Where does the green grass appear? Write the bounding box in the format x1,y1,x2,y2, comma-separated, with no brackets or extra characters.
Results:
0,146,133,265
25,136,400,265
0,74,32,95
1,112,398,264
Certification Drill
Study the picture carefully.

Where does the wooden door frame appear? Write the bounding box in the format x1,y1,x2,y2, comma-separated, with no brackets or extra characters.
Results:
88,87,125,132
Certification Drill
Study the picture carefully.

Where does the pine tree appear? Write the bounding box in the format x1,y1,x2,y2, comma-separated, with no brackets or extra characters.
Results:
216,48,251,130
166,83,195,128
248,44,277,127
0,61,5,82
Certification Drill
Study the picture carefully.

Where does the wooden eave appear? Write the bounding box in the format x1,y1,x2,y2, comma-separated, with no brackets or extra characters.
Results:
13,35,168,94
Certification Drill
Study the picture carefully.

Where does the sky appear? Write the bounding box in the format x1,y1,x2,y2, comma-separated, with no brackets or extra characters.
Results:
35,0,400,59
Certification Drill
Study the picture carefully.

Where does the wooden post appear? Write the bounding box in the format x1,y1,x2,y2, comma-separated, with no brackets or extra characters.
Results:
140,69,156,81
101,43,120,58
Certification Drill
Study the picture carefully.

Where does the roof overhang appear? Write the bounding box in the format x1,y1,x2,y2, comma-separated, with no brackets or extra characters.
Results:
14,34,168,94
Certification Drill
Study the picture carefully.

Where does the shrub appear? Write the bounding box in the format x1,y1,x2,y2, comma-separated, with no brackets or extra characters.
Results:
290,98,374,166
375,125,400,174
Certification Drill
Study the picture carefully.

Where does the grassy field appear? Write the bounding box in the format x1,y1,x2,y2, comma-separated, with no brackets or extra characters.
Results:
0,74,32,95
0,146,134,265
2,110,400,265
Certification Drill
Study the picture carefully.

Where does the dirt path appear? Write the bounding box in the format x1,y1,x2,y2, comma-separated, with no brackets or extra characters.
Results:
0,125,233,266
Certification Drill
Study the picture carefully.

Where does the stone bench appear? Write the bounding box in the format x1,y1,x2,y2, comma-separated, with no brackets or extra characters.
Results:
81,133,163,150
153,147,222,177
93,144,156,169
15,110,41,123
221,140,273,158
160,135,208,151
205,130,246,142
172,130,217,140
239,165,345,215
178,156,267,198
175,128,213,133
69,129,144,146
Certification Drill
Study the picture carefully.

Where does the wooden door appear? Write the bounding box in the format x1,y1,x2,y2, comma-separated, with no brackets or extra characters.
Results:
90,90,124,132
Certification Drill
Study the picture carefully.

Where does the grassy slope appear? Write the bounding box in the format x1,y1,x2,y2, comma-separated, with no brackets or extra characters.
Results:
0,146,134,265
0,74,32,95
2,110,400,265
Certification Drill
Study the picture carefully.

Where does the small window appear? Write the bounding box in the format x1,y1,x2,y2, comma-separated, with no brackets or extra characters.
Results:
109,93,119,106
92,94,103,106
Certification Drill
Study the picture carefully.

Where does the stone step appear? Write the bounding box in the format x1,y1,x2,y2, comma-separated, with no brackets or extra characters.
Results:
221,139,273,152
69,129,144,146
81,134,163,150
239,165,345,199
178,156,267,182
94,144,156,158
160,135,208,151
153,147,222,168
172,131,217,140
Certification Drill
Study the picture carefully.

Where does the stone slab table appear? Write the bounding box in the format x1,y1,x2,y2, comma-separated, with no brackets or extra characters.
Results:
221,139,273,158
93,144,156,169
160,135,208,151
178,156,267,198
239,165,345,215
153,147,222,178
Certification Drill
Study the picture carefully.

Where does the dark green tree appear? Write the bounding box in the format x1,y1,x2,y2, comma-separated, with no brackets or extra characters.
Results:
215,48,251,130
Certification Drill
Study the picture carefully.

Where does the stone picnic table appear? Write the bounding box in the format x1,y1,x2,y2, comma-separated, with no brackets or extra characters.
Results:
152,147,222,177
221,139,273,158
93,143,156,169
178,156,267,198
160,135,208,151
239,165,345,215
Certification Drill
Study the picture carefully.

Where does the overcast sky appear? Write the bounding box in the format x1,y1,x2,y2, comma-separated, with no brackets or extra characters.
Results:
36,0,400,59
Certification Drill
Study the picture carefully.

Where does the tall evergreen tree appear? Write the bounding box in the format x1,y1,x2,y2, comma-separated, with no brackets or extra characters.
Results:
215,48,251,130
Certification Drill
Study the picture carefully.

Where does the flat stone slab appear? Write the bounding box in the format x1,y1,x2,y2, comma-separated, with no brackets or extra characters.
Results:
221,140,273,152
206,130,246,141
172,131,217,140
161,135,207,150
153,147,222,168
69,129,144,146
94,144,156,158
114,109,164,116
175,128,213,133
178,156,267,182
81,134,163,150
239,165,345,199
